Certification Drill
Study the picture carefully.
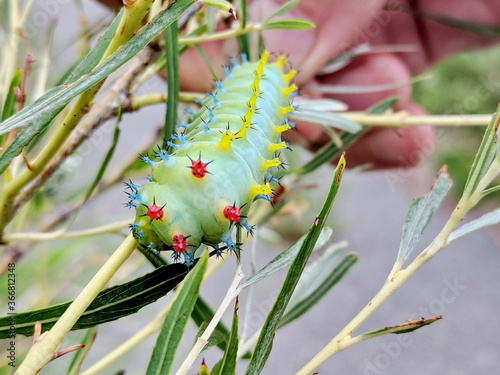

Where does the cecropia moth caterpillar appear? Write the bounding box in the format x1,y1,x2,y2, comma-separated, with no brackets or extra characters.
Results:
125,51,297,264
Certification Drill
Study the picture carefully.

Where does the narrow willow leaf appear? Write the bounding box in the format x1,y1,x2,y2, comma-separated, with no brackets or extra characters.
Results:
237,0,250,59
164,21,180,146
67,327,97,375
84,109,121,202
361,316,442,339
449,208,500,242
192,297,230,352
64,8,124,85
293,96,398,175
279,250,357,328
263,0,300,22
212,298,239,375
463,104,500,194
261,20,315,30
397,167,452,265
1,69,22,122
146,251,207,375
245,155,346,375
198,0,235,13
0,0,194,174
240,227,333,289
0,263,189,339
195,321,227,355
295,98,348,112
291,109,362,133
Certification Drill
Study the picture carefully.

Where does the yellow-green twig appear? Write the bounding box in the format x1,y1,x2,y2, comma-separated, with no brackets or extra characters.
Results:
3,219,131,242
341,112,491,127
15,234,138,375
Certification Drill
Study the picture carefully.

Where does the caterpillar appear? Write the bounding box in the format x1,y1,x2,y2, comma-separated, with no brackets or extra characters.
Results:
125,51,297,265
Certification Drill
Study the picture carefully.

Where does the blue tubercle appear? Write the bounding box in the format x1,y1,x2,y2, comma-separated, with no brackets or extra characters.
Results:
221,232,237,251
213,80,226,93
223,66,233,78
139,154,154,167
171,133,188,146
154,148,170,161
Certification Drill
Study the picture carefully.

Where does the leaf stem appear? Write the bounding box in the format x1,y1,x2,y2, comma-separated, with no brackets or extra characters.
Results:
3,219,131,242
15,234,138,375
178,23,261,45
175,262,244,375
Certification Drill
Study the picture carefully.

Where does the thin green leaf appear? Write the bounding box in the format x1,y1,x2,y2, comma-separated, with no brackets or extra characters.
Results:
292,96,397,175
463,104,500,194
146,251,208,375
263,0,300,22
237,0,250,59
240,227,333,289
397,167,452,265
0,263,189,338
1,69,22,122
360,316,442,338
192,297,231,352
449,208,500,242
212,298,239,375
198,0,235,14
279,250,357,328
66,327,97,375
245,155,346,375
84,108,121,202
195,321,227,355
261,20,315,30
291,109,362,133
164,21,180,147
0,0,194,174
295,98,348,112
64,9,124,85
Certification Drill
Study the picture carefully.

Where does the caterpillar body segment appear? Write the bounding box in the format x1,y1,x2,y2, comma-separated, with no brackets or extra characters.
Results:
127,52,296,264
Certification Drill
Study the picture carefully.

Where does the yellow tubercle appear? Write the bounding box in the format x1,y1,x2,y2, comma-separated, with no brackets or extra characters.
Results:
247,90,259,109
238,116,253,138
250,182,272,198
269,141,287,153
283,83,298,97
255,50,270,77
274,123,291,135
284,69,297,83
274,54,287,70
279,104,295,116
262,158,282,170
217,129,238,151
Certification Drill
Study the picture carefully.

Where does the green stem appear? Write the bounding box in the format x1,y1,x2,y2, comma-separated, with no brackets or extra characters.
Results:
3,219,131,242
15,234,138,375
178,23,261,45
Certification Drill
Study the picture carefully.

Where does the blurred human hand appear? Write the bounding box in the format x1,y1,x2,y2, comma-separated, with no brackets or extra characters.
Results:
179,0,500,168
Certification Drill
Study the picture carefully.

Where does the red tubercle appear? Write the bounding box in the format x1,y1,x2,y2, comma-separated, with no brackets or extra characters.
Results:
188,154,212,178
172,234,189,253
142,200,165,221
223,204,241,224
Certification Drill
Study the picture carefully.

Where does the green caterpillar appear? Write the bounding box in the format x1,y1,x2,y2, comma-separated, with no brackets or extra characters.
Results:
125,51,297,264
